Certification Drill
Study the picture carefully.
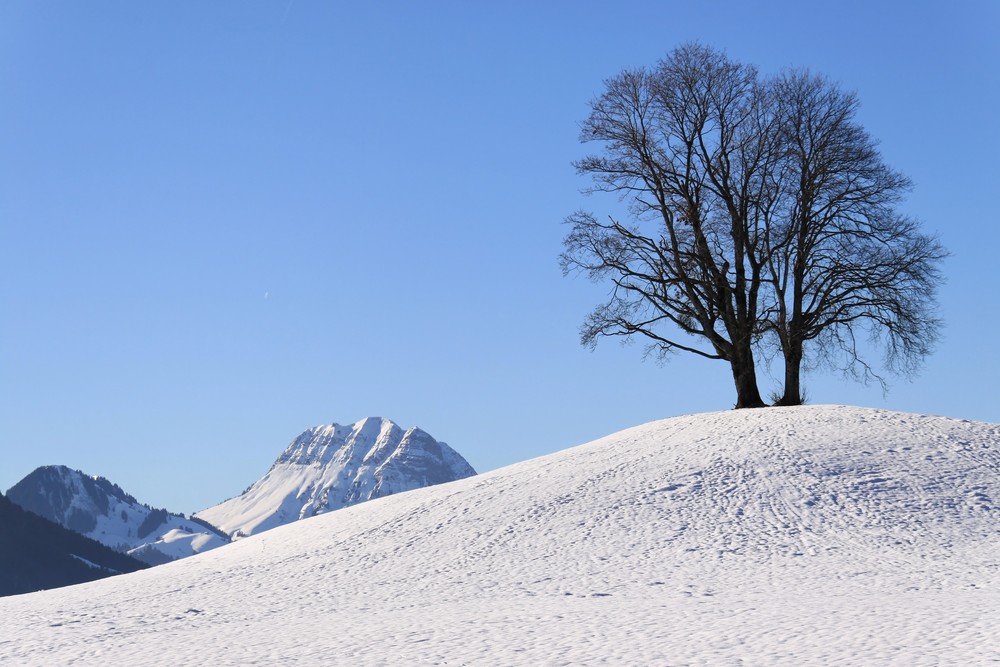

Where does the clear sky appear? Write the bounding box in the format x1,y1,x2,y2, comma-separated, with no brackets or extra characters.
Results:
2,1,997,515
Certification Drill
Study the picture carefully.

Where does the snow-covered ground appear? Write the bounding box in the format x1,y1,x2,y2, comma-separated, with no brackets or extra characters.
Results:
1,406,997,665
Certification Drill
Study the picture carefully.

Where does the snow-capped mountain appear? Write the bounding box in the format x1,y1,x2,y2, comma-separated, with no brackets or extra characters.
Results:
5,466,228,565
1,407,996,665
195,416,476,538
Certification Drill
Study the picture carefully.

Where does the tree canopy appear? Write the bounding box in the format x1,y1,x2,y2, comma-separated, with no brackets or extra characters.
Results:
562,44,946,407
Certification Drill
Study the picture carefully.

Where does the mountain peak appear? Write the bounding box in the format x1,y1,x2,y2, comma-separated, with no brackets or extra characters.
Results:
7,466,139,531
196,417,476,539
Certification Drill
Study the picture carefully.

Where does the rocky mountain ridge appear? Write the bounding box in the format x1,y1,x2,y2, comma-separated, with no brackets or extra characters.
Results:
195,416,477,538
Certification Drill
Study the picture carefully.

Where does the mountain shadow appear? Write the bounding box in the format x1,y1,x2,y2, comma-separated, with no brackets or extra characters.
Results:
0,492,148,597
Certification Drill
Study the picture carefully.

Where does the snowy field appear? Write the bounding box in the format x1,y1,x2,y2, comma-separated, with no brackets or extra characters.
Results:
1,406,997,665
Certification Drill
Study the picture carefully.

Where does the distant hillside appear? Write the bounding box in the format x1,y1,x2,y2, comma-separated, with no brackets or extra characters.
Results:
6,465,228,564
0,492,148,597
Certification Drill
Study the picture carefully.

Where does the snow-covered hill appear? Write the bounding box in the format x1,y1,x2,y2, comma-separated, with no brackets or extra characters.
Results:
195,416,476,538
1,407,997,665
5,466,228,565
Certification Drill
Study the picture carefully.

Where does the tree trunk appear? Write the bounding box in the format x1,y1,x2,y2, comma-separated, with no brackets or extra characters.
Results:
730,343,766,409
774,342,804,406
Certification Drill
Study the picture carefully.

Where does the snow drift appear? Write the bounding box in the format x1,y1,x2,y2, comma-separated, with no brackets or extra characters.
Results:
1,406,997,665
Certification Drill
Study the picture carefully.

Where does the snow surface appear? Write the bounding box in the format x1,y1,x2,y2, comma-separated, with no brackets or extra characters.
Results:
1,406,997,665
195,416,476,539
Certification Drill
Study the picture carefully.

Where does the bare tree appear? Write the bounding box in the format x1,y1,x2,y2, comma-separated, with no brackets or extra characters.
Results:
563,45,946,408
765,71,947,404
562,45,780,408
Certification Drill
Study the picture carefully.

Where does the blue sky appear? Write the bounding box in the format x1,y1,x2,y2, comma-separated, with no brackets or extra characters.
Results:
2,1,997,514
